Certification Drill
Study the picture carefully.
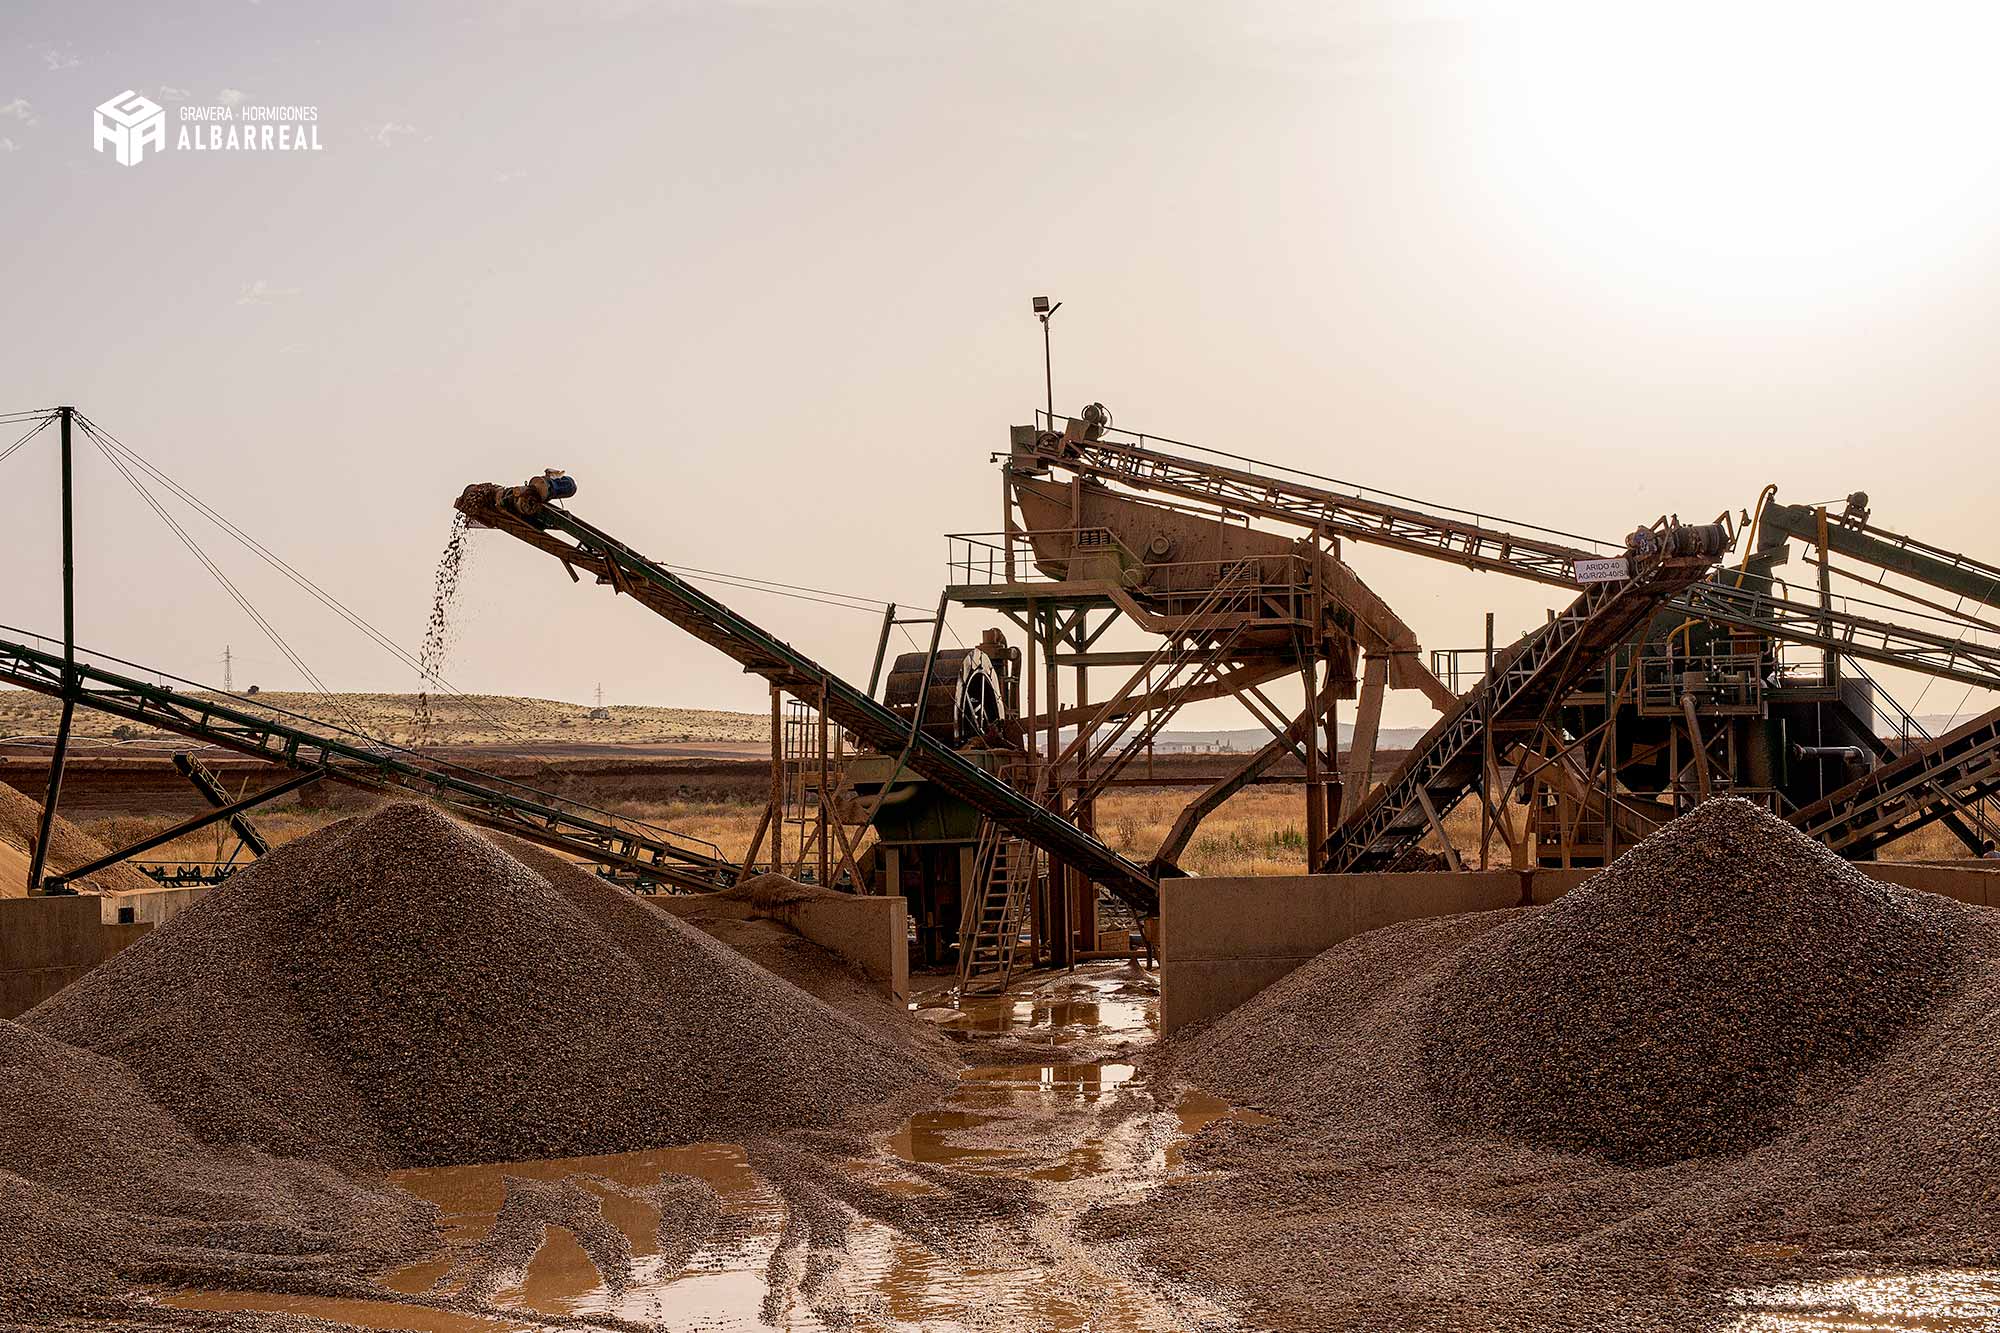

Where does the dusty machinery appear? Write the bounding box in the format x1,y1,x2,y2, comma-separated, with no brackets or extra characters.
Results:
454,476,1165,991
1011,407,2000,870
850,632,1022,964
827,407,1735,974
1459,487,2000,865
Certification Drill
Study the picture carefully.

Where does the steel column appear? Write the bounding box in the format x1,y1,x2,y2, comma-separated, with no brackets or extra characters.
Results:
27,406,75,896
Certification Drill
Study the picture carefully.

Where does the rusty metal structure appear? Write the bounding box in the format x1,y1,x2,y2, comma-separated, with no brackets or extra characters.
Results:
15,397,2000,994
942,408,1732,905
1005,408,2000,871
445,398,2000,983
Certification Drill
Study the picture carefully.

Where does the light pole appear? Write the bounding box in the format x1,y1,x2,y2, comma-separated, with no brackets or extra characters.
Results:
1033,295,1062,427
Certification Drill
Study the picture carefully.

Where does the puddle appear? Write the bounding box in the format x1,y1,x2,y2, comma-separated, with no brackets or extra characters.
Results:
1163,1089,1276,1170
1722,1268,2000,1330
158,1292,538,1333
947,987,1157,1041
388,1141,759,1249
158,963,1248,1332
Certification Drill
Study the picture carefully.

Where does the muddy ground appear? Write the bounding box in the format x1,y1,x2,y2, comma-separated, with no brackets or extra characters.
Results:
140,961,1255,1333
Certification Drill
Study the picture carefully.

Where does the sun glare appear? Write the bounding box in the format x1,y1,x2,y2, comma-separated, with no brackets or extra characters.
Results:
1466,1,2000,299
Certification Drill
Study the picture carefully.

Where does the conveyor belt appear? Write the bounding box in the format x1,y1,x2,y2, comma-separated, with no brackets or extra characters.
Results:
0,636,735,892
1791,706,2000,856
456,485,1163,915
1032,426,2000,691
1322,536,1722,873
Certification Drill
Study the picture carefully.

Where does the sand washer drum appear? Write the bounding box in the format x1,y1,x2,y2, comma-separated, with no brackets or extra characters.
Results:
881,645,1008,747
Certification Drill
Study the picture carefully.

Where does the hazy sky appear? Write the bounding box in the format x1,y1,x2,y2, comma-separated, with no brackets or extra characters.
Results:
6,1,2000,733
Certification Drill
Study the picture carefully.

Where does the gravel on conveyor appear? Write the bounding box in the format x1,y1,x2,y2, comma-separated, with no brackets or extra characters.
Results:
1424,796,1965,1164
1117,797,2000,1332
24,800,954,1171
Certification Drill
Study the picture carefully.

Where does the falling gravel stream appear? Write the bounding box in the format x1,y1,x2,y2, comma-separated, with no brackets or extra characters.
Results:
414,513,470,745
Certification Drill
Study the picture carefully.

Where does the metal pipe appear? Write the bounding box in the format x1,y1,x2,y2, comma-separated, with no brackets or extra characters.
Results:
1793,744,1869,764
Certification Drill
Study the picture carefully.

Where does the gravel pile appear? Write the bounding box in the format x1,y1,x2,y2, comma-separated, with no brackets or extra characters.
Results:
1424,797,1965,1164
0,779,156,894
0,1016,433,1330
1124,797,2000,1331
648,868,950,1059
716,871,850,909
25,800,952,1171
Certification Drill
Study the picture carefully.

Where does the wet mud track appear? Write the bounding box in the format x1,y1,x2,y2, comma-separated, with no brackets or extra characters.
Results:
158,962,1255,1332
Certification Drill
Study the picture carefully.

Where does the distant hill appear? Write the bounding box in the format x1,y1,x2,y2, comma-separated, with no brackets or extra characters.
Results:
0,689,765,749
1911,712,1993,737
0,685,1438,756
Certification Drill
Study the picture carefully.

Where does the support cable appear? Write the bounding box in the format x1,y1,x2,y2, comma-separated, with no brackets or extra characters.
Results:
76,414,516,734
0,620,723,859
87,431,362,733
0,414,55,466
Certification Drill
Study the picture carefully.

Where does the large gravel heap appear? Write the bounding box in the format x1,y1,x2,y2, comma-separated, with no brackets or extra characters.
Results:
25,801,951,1169
1422,797,1963,1164
1138,797,1996,1331
0,780,155,895
0,1016,431,1326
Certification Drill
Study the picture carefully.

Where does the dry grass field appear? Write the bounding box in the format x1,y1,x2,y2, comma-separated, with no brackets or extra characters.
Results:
57,774,1990,885
64,785,1341,880
595,787,1337,878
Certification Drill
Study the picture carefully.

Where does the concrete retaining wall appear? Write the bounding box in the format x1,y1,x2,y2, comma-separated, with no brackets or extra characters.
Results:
98,921,155,961
1,887,208,1018
661,892,911,1004
99,885,211,928
1162,871,1529,1036
1866,861,2000,905
768,894,911,1004
0,895,108,1019
1161,860,2000,1035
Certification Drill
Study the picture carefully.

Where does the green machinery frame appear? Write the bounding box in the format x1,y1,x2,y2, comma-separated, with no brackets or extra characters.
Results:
0,635,736,892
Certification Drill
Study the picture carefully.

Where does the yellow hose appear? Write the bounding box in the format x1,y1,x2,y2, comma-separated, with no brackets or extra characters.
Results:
1676,484,1775,657
1733,483,1779,585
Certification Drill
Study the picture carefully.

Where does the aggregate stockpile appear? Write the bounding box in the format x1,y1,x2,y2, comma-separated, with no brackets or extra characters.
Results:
0,1016,433,1328
0,779,154,895
26,801,953,1170
1131,799,2000,1332
1426,798,1960,1165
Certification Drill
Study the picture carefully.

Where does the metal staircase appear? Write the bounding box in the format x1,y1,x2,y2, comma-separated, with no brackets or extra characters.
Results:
957,819,1033,993
1322,530,1724,873
1052,561,1261,811
1792,705,2000,856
